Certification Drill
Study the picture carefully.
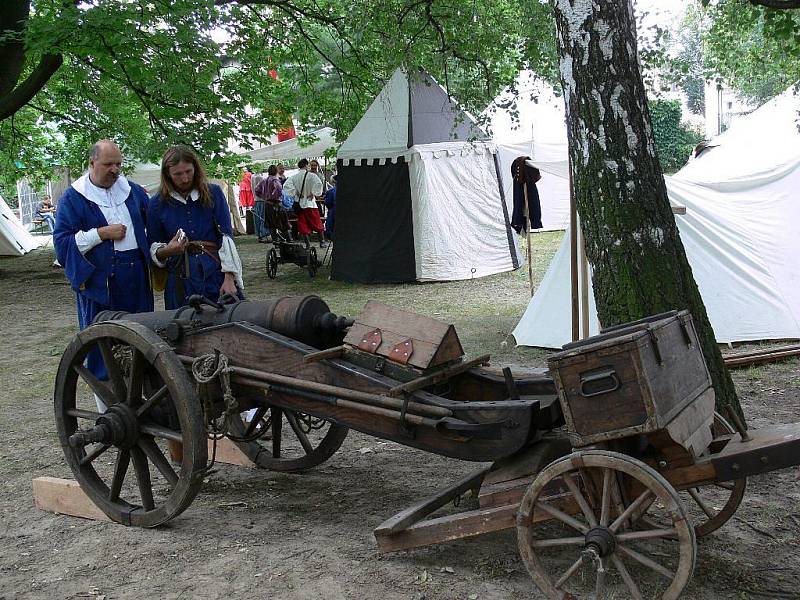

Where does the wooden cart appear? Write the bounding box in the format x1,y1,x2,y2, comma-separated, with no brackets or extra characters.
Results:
53,297,800,599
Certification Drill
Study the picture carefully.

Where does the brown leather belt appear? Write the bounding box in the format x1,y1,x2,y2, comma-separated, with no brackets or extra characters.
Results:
186,240,219,258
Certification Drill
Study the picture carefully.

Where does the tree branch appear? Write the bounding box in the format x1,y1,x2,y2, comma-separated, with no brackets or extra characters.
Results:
0,54,64,120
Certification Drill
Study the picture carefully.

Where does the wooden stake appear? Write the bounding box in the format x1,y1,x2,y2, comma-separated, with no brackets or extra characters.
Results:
523,180,534,297
569,156,579,342
578,222,590,339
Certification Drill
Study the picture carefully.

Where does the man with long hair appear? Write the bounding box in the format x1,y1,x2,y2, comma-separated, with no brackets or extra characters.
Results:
54,139,154,410
147,145,244,309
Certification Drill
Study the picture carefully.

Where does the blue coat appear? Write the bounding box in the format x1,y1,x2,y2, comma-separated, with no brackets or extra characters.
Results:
147,184,234,308
324,186,336,238
54,183,152,306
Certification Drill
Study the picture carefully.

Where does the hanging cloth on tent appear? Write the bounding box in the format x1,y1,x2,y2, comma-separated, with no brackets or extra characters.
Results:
511,156,543,233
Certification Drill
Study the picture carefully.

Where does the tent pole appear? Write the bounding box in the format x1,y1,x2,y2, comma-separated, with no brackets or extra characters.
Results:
569,156,579,342
579,223,590,339
523,180,534,296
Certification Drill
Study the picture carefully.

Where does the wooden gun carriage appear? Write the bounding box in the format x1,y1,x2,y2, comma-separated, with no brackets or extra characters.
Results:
54,296,800,599
265,239,322,278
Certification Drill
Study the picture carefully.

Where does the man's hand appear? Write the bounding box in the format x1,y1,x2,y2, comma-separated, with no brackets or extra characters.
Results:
98,224,127,241
220,272,238,297
156,230,189,260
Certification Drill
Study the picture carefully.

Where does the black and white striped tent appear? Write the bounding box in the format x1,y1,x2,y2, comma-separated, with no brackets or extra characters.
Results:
331,67,521,283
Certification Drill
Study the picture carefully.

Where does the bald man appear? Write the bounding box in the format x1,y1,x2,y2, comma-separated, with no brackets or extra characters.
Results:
54,140,153,409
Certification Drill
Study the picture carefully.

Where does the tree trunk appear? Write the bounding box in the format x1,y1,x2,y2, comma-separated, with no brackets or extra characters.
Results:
0,0,31,98
552,0,742,419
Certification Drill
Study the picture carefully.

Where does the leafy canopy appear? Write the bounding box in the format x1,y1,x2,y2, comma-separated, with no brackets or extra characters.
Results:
0,0,557,191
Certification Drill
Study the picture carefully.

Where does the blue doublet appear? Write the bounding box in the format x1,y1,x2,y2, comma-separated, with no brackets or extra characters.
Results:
147,184,234,309
54,182,154,379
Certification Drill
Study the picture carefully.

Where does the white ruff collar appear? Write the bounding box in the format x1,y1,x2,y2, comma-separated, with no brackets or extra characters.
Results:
72,173,131,208
169,189,199,204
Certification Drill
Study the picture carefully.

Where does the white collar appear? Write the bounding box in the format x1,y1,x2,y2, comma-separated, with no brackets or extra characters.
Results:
169,189,199,204
72,173,131,208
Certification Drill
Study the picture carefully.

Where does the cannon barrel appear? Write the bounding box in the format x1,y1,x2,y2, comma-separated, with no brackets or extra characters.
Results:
95,294,353,349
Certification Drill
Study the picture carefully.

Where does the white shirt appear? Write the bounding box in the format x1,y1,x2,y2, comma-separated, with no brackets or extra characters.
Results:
72,174,138,253
149,189,244,290
284,169,323,209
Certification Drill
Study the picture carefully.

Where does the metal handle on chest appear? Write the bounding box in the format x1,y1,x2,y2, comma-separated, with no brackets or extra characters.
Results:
579,367,621,397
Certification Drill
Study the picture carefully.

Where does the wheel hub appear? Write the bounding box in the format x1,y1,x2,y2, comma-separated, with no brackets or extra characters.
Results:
68,403,140,449
583,526,616,560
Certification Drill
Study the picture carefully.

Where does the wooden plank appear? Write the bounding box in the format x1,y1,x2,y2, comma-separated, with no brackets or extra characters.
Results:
724,344,800,368
303,345,346,364
208,437,256,468
375,493,578,553
375,467,490,535
33,477,111,522
386,354,490,397
375,504,519,553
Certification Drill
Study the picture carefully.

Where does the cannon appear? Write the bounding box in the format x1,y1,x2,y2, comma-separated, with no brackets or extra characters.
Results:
53,298,800,599
266,240,322,278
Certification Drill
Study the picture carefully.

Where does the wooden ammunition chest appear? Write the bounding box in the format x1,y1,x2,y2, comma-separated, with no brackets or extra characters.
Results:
547,310,714,448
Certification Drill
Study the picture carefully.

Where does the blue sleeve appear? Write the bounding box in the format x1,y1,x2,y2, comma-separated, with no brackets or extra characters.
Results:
211,185,233,238
53,192,96,292
146,195,168,248
324,188,336,207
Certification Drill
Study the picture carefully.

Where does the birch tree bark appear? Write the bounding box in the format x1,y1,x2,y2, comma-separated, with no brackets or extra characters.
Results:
552,0,741,417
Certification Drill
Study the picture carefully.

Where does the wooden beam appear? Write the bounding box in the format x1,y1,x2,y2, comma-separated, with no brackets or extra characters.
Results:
208,437,256,468
375,503,519,553
32,477,111,522
723,344,800,369
376,467,489,536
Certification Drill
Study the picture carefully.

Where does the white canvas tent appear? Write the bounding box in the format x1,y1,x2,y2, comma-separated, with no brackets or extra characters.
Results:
513,85,800,347
241,127,337,164
331,67,521,283
484,72,571,231
1,195,47,256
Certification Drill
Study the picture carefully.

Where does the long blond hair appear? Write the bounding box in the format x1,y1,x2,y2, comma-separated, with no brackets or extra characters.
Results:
159,145,213,207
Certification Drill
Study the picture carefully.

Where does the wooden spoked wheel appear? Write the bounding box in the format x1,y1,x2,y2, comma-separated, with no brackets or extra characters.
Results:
307,247,318,278
266,247,278,279
225,405,347,473
680,412,746,538
54,321,206,527
517,450,696,600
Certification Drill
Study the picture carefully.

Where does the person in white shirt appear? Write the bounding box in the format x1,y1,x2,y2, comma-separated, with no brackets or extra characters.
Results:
283,158,327,248
53,140,154,409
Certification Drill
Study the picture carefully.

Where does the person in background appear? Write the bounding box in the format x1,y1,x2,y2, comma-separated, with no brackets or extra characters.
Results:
323,174,336,241
251,169,271,243
147,145,244,309
36,195,57,232
309,159,327,219
309,159,324,186
283,158,326,248
276,163,287,184
256,164,292,241
54,139,153,411
239,167,254,212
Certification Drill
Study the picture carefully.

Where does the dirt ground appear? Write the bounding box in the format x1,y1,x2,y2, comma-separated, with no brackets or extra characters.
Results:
1,236,799,600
